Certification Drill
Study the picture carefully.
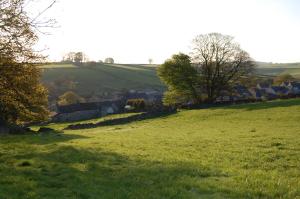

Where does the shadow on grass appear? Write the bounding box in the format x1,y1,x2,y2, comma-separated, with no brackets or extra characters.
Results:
0,131,87,145
0,145,267,199
65,111,177,130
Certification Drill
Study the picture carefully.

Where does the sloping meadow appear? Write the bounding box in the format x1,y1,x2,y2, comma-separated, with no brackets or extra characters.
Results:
0,99,300,198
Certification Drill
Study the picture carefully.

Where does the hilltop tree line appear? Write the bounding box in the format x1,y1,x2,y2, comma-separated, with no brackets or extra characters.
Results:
62,52,115,64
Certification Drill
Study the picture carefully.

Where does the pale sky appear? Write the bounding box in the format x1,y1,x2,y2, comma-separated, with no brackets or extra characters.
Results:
30,0,300,64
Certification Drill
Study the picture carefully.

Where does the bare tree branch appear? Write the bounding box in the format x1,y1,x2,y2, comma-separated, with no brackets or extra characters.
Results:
191,33,256,102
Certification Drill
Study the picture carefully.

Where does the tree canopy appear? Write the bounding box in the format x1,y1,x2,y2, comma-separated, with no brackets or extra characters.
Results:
273,73,295,85
105,57,114,64
157,53,200,105
0,0,54,126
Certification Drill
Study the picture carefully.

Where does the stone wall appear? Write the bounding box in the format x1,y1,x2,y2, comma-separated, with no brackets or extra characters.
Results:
52,110,101,123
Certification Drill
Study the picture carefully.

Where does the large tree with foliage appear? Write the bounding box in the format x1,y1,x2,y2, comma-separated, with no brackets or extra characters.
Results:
157,53,200,105
104,57,114,64
273,73,295,85
0,0,55,126
191,33,255,102
0,61,49,125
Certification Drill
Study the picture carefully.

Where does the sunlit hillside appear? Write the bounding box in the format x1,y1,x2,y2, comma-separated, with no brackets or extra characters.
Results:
40,63,164,98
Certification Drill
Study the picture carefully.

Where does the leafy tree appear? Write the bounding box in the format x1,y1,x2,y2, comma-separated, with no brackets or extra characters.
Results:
105,57,114,64
157,53,200,105
0,0,55,126
63,52,87,63
273,74,295,85
57,91,85,106
191,33,255,102
44,76,77,103
158,33,255,105
0,61,49,125
63,52,76,62
74,52,83,63
162,89,191,106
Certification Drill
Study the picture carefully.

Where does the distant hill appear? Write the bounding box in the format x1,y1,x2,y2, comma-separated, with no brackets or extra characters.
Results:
40,62,300,101
256,61,300,68
255,62,300,77
40,63,164,99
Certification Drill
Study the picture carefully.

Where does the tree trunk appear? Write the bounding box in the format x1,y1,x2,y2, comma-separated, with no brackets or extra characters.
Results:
207,87,215,103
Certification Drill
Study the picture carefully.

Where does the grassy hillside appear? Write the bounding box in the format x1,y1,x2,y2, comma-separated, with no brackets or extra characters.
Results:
256,62,300,77
257,62,300,68
1,99,300,198
40,63,164,97
40,62,300,99
255,67,300,77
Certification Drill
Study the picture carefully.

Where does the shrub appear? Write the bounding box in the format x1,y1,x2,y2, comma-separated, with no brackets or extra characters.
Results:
58,91,85,106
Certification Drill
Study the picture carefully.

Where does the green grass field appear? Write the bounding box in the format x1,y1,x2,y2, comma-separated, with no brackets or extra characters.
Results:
1,99,300,198
40,63,164,97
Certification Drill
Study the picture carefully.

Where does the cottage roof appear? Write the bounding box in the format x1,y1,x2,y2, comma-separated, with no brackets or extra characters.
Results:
281,82,290,87
271,86,289,93
234,85,252,96
290,82,300,88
